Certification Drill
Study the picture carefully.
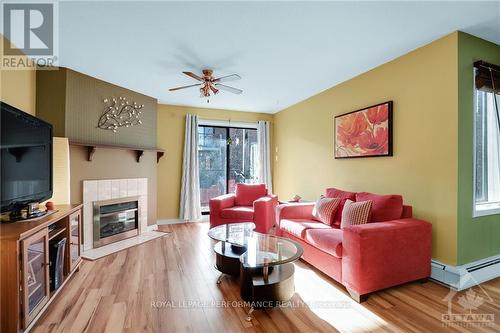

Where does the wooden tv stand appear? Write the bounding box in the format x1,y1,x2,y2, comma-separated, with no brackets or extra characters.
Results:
0,204,83,333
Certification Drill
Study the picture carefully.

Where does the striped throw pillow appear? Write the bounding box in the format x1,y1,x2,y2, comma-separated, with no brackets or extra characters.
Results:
341,199,372,229
312,196,341,225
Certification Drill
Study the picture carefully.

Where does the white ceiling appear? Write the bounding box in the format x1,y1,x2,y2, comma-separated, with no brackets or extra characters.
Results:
58,1,500,113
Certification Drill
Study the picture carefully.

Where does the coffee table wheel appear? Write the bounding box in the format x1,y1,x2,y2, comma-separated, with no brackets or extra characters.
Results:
245,306,254,322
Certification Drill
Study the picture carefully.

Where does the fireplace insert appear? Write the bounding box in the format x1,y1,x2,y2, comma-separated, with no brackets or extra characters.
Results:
92,196,140,248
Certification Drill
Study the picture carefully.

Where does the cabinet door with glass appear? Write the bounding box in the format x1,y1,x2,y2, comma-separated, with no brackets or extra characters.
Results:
68,210,81,272
21,228,50,328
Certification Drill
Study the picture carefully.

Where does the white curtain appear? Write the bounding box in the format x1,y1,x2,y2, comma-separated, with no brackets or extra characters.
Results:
486,93,500,202
179,114,202,221
257,120,273,192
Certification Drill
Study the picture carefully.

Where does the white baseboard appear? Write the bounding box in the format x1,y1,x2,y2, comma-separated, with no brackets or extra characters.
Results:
157,215,209,225
431,253,500,290
157,218,186,225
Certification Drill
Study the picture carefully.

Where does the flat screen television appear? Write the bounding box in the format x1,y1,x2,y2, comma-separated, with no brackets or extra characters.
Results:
1,102,53,220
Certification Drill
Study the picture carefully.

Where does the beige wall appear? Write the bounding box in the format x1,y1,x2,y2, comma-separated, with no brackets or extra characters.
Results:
70,146,158,225
0,34,36,115
273,33,459,265
157,104,273,219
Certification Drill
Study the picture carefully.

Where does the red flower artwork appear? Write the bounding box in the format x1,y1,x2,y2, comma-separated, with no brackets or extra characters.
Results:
335,101,392,158
357,128,389,154
367,104,389,125
337,112,368,146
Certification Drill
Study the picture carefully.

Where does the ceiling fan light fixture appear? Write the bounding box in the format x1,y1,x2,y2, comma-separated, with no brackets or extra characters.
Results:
170,69,242,100
210,85,219,95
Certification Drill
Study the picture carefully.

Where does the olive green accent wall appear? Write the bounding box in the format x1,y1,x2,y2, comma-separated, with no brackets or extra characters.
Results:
36,68,67,136
457,32,500,265
36,67,158,148
37,67,159,225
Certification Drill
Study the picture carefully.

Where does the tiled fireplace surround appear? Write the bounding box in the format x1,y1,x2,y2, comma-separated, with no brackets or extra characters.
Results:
82,178,148,251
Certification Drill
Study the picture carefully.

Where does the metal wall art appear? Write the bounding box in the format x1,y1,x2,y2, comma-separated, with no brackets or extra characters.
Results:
98,97,144,133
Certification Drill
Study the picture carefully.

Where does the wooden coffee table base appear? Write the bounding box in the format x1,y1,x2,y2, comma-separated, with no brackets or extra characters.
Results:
214,241,245,276
240,263,295,305
214,241,296,305
213,240,298,321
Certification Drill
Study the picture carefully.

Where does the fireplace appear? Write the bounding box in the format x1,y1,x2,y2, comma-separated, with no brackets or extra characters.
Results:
92,196,140,248
82,178,148,251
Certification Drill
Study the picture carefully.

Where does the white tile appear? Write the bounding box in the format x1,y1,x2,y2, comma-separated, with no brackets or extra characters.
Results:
111,179,120,198
119,179,128,198
140,218,148,231
139,194,147,208
83,180,98,202
83,214,92,250
98,180,111,201
127,179,138,196
83,203,93,224
138,178,147,195
84,205,94,229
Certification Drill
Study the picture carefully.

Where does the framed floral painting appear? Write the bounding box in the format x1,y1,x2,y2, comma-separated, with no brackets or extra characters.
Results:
334,101,393,158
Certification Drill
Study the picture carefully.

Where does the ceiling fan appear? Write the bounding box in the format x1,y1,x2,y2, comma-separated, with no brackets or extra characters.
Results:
169,69,242,102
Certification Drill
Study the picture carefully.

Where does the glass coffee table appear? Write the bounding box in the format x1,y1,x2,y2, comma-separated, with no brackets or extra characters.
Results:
208,222,303,321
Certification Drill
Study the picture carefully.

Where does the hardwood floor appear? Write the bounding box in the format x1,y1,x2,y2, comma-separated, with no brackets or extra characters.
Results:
33,222,500,333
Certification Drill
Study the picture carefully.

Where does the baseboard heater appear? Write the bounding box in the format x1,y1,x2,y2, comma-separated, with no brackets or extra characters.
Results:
431,254,500,291
466,257,500,272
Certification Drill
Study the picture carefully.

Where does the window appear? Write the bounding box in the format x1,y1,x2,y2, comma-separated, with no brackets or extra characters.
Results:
198,125,258,211
474,69,500,217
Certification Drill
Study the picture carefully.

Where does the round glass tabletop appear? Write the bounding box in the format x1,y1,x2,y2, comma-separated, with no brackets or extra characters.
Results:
239,233,303,268
207,222,255,246
208,222,303,268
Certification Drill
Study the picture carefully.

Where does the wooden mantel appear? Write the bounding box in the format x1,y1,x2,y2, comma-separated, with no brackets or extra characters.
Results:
69,141,165,163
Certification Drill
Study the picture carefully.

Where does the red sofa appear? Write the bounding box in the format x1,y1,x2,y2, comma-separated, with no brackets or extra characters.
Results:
209,183,278,233
276,187,432,302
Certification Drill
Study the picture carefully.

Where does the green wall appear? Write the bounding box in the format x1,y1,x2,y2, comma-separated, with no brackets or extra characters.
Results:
457,32,500,265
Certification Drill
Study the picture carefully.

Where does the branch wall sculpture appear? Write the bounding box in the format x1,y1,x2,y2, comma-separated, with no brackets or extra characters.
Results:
98,97,144,133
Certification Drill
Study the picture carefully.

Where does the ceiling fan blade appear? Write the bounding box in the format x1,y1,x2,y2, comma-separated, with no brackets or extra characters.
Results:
213,74,241,83
169,83,202,91
182,71,204,82
215,84,243,95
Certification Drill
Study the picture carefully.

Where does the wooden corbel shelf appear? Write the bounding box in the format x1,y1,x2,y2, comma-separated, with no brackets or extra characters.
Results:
69,141,165,163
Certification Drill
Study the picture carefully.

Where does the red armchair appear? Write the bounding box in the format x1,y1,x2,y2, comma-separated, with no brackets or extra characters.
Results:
209,183,278,233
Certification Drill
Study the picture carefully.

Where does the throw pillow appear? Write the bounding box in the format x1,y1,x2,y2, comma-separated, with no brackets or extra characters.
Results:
325,187,357,226
341,199,372,229
312,196,341,225
355,192,403,222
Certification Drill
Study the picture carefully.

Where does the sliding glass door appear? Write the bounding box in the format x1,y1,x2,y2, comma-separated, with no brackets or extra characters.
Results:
198,126,227,211
198,125,258,211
